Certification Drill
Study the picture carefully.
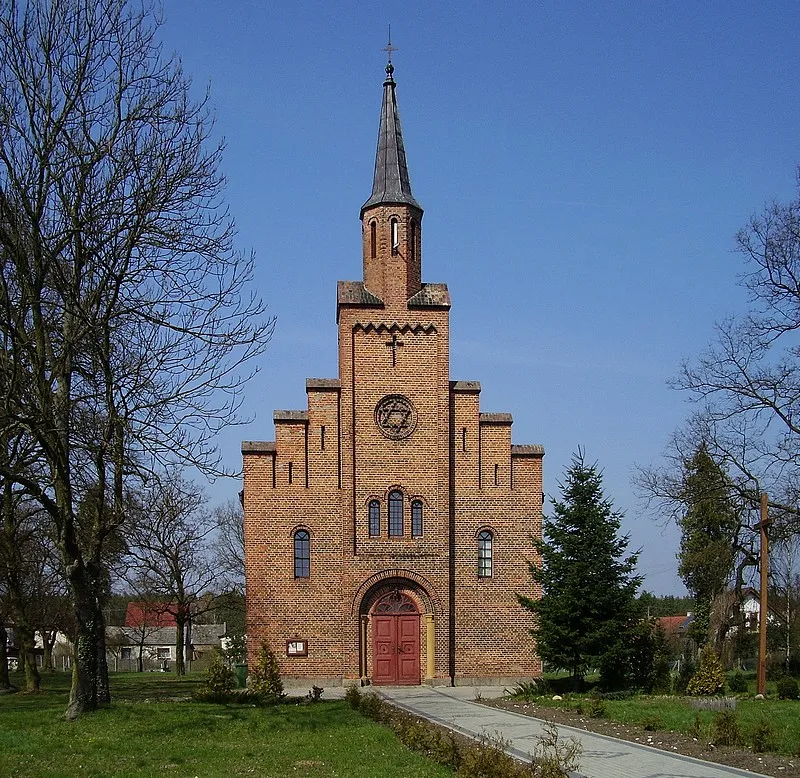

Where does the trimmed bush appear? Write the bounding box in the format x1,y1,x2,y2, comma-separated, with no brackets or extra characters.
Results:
687,644,725,696
728,670,747,694
777,676,799,700
751,717,775,753
710,709,741,746
344,685,362,709
248,642,285,704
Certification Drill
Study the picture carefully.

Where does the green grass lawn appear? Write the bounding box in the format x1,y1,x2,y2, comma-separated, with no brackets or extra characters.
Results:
524,681,800,755
0,672,452,778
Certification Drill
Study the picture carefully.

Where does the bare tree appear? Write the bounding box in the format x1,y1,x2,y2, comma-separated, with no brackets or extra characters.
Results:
0,0,273,717
213,498,245,595
672,169,800,517
123,473,220,675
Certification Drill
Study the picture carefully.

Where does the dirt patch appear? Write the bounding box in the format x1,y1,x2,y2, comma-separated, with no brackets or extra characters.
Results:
480,698,798,778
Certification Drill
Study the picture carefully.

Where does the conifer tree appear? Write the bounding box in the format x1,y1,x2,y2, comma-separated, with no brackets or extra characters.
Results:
678,444,739,647
519,451,642,691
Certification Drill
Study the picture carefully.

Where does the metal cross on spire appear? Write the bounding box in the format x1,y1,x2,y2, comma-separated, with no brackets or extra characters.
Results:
382,25,398,64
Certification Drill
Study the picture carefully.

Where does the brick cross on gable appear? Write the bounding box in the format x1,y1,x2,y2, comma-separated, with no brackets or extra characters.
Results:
385,333,404,367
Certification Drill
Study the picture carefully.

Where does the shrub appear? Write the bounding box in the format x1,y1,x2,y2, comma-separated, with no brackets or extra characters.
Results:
688,712,703,739
533,721,582,778
308,685,324,702
777,676,799,700
642,716,663,732
358,691,385,720
510,678,548,700
686,644,725,696
711,709,741,746
750,717,775,753
248,642,285,704
458,733,517,778
585,696,605,718
192,649,236,702
344,685,361,709
728,671,747,694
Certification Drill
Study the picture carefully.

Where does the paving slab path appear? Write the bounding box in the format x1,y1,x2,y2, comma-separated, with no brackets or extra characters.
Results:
379,685,771,778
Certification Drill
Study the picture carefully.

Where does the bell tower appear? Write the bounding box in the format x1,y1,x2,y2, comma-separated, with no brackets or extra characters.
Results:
360,60,423,307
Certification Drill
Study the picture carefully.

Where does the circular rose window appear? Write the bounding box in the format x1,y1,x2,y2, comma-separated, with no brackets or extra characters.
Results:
375,394,417,440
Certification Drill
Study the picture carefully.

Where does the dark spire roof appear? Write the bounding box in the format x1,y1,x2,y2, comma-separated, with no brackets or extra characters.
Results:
361,62,422,217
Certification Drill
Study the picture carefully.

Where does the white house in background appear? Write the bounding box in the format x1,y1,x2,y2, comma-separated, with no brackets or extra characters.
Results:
106,623,227,672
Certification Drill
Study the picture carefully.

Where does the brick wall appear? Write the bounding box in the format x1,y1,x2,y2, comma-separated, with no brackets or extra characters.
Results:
242,197,542,685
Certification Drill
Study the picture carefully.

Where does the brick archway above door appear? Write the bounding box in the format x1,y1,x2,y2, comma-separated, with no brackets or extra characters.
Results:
371,591,420,685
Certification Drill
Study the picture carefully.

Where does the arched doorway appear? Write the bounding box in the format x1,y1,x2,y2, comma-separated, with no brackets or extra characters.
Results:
371,590,420,685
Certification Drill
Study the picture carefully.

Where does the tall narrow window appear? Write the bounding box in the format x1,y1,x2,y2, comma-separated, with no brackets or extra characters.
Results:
461,427,467,452
494,464,499,486
288,462,294,485
478,530,493,578
320,425,326,451
409,219,417,262
369,500,380,537
388,490,403,536
390,218,399,255
294,530,310,578
370,220,377,259
411,500,423,537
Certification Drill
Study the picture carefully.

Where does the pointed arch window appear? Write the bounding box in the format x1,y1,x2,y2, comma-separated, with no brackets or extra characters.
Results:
370,220,377,259
293,529,310,578
478,530,493,578
411,500,423,537
390,218,399,256
388,490,403,536
369,500,380,537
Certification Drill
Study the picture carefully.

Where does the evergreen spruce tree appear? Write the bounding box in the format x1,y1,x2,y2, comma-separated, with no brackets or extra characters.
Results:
519,451,642,691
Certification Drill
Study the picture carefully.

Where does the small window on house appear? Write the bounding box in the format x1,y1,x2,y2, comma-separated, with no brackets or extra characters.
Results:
478,530,493,578
369,500,380,537
409,219,417,262
461,427,467,452
390,218,399,255
370,220,377,259
121,647,132,660
494,463,499,486
320,425,326,451
411,500,423,537
388,490,403,536
156,647,170,659
294,529,310,578
288,462,294,485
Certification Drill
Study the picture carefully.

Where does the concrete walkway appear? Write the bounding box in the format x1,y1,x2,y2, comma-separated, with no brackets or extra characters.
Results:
378,685,771,778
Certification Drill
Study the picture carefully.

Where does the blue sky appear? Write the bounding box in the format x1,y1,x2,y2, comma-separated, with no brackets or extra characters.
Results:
159,2,800,595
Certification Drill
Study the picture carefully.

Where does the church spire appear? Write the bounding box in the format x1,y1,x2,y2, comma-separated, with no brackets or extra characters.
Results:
360,56,422,217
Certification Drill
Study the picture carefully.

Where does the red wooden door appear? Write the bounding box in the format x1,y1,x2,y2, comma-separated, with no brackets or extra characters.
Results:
371,592,420,685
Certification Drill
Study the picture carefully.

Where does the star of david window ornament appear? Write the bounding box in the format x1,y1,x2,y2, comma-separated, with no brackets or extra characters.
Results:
375,394,417,440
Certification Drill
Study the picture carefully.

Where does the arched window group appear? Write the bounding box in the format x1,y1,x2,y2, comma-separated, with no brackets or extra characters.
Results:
367,492,424,538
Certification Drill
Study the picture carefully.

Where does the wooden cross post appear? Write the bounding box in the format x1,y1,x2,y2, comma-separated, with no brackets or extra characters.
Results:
753,493,771,697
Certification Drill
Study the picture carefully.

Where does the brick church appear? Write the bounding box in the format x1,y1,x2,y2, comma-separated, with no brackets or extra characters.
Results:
242,58,543,686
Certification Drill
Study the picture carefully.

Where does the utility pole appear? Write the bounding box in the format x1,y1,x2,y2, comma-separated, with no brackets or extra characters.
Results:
752,493,771,696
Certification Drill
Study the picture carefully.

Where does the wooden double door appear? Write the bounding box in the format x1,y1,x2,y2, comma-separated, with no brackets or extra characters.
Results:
371,591,420,685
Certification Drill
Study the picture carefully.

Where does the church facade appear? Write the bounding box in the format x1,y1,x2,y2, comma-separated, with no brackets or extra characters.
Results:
242,61,543,686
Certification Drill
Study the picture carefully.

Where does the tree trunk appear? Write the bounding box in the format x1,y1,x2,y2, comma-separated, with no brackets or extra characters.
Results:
16,624,41,694
64,573,109,719
175,619,185,676
0,622,11,690
42,630,56,672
